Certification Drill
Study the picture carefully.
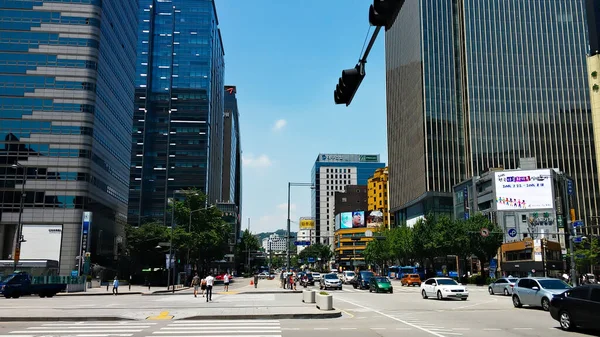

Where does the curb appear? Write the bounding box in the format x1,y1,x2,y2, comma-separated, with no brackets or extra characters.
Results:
0,317,134,322
239,290,302,294
142,287,191,295
58,292,143,297
180,311,342,320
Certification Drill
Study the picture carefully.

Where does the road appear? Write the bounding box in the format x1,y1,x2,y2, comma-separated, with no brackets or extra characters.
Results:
0,280,594,337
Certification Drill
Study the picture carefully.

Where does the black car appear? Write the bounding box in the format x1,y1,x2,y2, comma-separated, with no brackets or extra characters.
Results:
549,284,600,331
353,271,375,290
299,272,315,286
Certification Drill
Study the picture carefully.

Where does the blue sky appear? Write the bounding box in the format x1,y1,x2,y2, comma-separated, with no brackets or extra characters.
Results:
215,0,388,233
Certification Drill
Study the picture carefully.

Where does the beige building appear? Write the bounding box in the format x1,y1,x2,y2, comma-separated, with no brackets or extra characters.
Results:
588,54,600,198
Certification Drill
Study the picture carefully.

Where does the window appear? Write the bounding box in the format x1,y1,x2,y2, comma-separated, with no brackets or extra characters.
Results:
342,197,347,202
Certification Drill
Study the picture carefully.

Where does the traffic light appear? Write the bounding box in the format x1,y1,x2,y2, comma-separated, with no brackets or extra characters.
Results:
369,0,405,30
334,63,365,106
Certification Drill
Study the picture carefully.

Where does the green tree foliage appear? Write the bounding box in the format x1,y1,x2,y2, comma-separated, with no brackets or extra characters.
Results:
298,243,333,270
571,236,600,270
125,221,169,269
363,213,503,268
234,229,261,273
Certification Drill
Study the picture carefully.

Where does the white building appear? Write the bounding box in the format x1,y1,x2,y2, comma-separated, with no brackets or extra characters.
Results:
262,234,287,252
296,229,315,254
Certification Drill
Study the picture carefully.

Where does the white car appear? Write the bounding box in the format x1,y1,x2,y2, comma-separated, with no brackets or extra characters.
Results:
312,272,321,281
421,277,468,301
342,271,356,284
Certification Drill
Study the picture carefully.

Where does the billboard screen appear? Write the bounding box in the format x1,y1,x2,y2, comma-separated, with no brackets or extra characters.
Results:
20,224,63,261
338,211,366,229
299,218,315,230
494,169,554,210
366,210,384,228
340,212,353,229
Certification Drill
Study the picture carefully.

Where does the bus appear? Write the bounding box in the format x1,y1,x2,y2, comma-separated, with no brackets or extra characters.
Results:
388,266,425,280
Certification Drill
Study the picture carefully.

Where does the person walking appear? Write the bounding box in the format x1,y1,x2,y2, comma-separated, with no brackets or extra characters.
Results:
205,273,214,302
200,277,207,297
112,276,119,295
280,271,285,288
192,273,200,297
253,273,259,289
223,273,230,292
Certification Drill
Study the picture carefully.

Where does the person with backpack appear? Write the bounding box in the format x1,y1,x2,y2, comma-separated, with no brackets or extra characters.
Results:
191,273,200,297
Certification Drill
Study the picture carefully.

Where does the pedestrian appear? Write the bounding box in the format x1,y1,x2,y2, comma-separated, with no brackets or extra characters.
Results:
200,277,207,297
253,273,259,289
223,273,230,292
288,273,294,290
192,273,200,297
205,273,214,302
112,276,119,295
280,271,285,288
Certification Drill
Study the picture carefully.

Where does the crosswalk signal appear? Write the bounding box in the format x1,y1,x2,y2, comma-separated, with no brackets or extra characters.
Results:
334,63,365,106
369,0,405,31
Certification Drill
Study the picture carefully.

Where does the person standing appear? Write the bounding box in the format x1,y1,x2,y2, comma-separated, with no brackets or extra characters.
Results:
223,273,230,292
205,273,214,302
253,273,259,289
200,277,207,297
112,276,119,295
192,273,200,297
280,271,285,288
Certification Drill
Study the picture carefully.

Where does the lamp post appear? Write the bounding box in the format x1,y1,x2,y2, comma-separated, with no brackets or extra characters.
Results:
11,163,26,271
286,182,314,271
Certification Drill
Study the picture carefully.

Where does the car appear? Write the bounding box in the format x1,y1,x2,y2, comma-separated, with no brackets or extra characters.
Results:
298,272,315,286
342,271,356,284
320,273,342,290
549,284,600,331
512,277,571,311
353,270,375,290
488,277,519,296
421,277,468,300
369,276,393,293
312,272,321,281
257,272,272,279
401,274,422,287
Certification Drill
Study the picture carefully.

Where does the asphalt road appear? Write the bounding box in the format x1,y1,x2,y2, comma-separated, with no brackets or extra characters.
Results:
0,281,596,337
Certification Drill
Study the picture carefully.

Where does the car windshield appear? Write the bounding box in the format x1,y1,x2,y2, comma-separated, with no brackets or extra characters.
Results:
324,274,338,280
374,277,390,283
409,274,419,278
436,279,458,286
0,275,14,283
361,271,374,278
346,272,355,276
508,278,518,283
539,279,571,290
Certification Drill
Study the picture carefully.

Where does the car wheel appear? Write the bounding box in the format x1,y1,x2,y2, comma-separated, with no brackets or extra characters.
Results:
559,310,573,331
503,288,509,296
390,289,393,294
541,297,550,311
369,287,372,293
437,291,443,300
353,284,357,289
488,287,494,295
512,295,522,308
421,290,428,299
460,298,467,301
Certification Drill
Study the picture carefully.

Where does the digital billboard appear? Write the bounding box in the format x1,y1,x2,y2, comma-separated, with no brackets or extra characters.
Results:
367,210,384,228
337,211,366,229
494,169,554,210
340,212,353,229
20,224,63,261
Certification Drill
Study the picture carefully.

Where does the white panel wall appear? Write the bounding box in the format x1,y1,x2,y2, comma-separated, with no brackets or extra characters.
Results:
19,224,63,261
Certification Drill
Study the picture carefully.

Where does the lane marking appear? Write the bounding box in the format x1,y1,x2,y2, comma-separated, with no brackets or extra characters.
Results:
449,298,498,311
11,330,142,333
171,320,279,323
340,309,355,318
452,328,471,331
336,298,449,337
370,328,386,330
314,328,329,330
165,323,280,326
153,331,281,334
29,327,152,329
161,327,280,331
341,328,357,330
147,311,173,320
147,336,281,337
439,333,463,336
483,328,501,331
41,323,157,326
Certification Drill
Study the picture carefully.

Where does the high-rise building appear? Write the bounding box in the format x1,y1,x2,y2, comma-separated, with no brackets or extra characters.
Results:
586,0,600,231
129,0,225,226
367,167,393,229
311,154,385,247
222,85,241,241
386,0,598,227
0,0,138,275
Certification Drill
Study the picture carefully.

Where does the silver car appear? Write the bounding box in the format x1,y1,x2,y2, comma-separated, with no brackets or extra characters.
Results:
488,277,519,296
512,277,571,311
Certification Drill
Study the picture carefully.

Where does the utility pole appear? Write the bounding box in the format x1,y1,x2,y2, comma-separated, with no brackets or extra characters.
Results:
246,218,251,274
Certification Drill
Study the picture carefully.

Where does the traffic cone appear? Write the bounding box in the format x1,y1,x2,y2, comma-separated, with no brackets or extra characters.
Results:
250,280,254,286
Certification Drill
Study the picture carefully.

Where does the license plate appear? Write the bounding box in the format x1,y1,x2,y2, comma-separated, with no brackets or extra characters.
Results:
456,294,462,297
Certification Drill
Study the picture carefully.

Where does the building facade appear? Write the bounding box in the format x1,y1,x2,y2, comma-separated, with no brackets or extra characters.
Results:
334,185,368,215
216,201,237,270
368,167,393,228
128,0,225,226
0,0,138,275
221,85,241,244
311,154,385,247
262,233,286,253
386,0,599,229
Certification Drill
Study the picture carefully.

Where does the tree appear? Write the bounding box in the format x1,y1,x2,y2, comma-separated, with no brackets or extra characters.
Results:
125,222,169,270
298,243,332,270
235,229,261,273
465,214,503,265
572,236,600,271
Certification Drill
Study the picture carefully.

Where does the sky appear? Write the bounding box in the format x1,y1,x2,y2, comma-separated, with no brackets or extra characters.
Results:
215,0,388,234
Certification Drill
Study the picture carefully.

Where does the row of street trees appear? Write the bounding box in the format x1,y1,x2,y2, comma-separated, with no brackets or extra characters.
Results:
126,189,231,277
363,213,503,276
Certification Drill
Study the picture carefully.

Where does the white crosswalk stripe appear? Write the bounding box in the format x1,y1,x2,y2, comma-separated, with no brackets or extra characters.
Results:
150,320,282,337
6,321,156,337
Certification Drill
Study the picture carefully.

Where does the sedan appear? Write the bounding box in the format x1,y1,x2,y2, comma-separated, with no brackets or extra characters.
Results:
369,276,393,293
421,277,468,300
320,273,342,290
488,277,518,296
549,285,600,331
512,277,571,311
312,272,321,281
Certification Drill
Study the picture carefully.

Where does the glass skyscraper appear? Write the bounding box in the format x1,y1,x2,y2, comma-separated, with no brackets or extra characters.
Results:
129,0,225,226
0,0,138,275
386,0,598,225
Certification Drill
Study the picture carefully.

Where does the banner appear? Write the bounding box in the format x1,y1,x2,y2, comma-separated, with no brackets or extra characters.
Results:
299,217,315,230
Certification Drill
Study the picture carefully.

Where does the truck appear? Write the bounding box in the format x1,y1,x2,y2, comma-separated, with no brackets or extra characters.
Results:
0,272,66,298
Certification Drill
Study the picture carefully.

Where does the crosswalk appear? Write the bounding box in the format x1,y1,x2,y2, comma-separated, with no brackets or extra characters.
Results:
1,321,156,337
151,320,282,337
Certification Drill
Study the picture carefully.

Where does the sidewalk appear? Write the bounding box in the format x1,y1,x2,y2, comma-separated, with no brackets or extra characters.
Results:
57,285,190,296
226,278,302,294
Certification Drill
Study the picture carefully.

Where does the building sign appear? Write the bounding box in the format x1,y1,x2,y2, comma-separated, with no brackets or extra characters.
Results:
80,212,92,260
494,169,553,210
299,217,315,230
463,187,470,220
318,154,380,163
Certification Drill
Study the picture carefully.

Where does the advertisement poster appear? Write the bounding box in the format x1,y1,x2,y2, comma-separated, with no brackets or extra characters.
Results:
494,169,554,210
340,212,353,229
351,211,365,228
367,210,384,228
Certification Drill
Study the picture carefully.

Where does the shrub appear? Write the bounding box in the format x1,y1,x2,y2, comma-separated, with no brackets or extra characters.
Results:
319,291,329,295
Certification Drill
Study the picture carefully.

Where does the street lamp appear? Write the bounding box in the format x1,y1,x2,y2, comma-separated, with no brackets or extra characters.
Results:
286,182,314,271
11,163,26,271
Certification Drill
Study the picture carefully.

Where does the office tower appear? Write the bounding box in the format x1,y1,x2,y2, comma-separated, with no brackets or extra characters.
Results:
368,167,393,228
586,0,600,231
311,154,385,247
0,0,138,275
129,0,225,226
386,0,598,225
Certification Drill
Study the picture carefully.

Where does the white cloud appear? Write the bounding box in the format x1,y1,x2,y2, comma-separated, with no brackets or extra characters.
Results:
242,154,272,168
272,119,287,131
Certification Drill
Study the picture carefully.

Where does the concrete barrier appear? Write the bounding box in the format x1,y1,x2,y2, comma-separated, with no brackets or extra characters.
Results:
302,290,315,303
316,293,333,310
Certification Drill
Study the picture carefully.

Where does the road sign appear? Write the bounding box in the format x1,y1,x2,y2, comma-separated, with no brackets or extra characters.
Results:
576,254,585,259
567,180,573,195
480,228,490,237
508,228,517,238
573,220,584,228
